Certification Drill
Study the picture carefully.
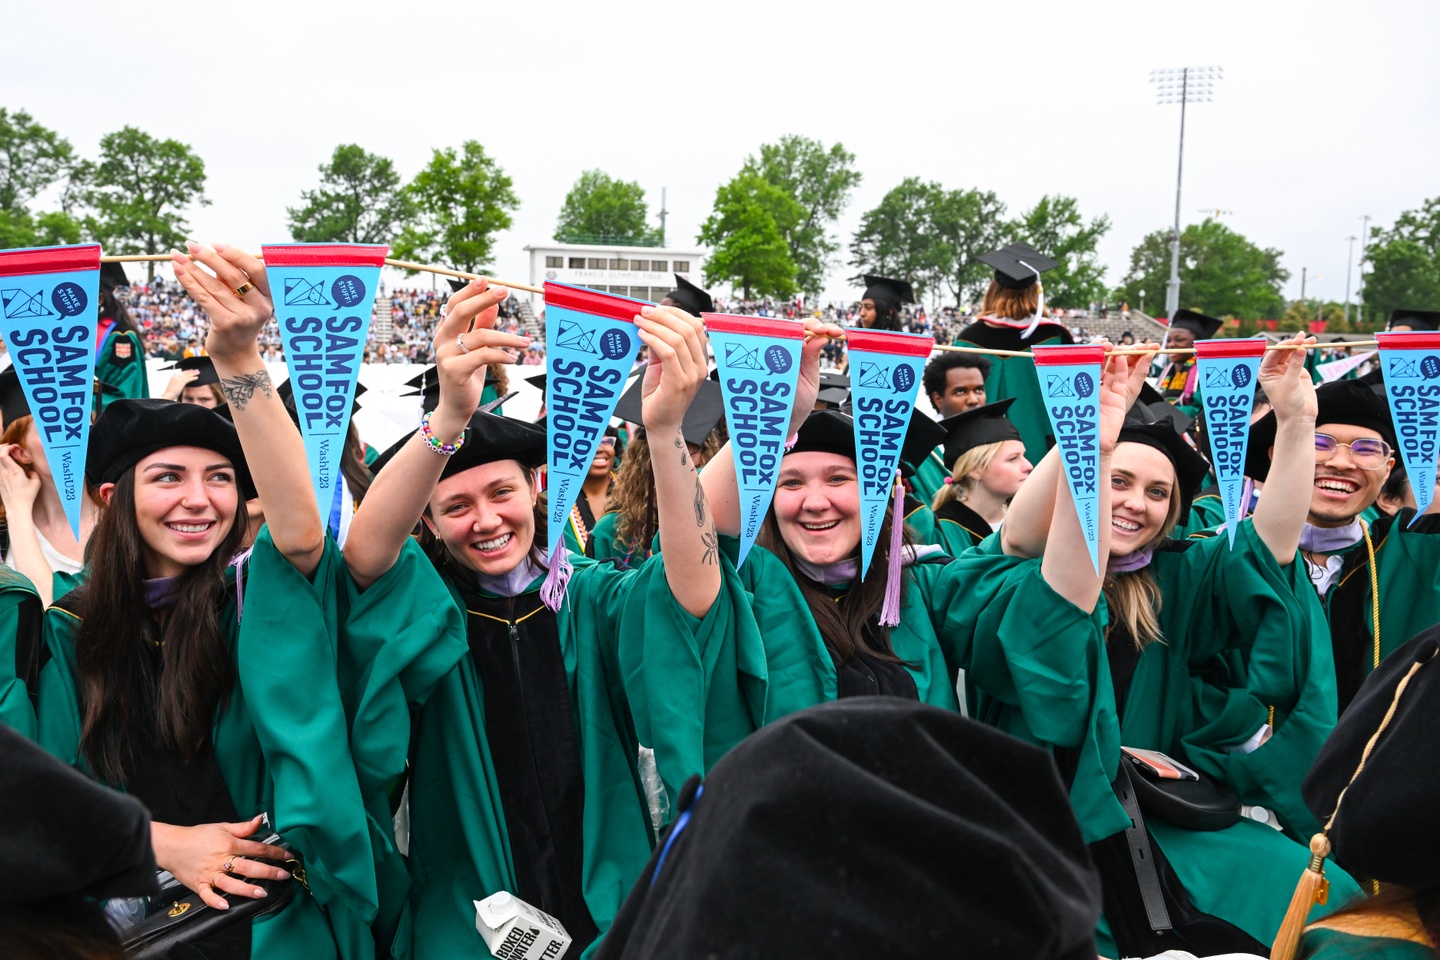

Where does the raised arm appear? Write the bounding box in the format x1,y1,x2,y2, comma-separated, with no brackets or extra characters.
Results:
639,306,720,617
1040,353,1129,611
1250,334,1318,565
343,280,526,589
174,243,324,576
1005,344,1154,559
700,318,841,537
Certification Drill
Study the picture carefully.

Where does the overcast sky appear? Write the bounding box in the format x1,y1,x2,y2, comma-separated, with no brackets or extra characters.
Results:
7,0,1438,310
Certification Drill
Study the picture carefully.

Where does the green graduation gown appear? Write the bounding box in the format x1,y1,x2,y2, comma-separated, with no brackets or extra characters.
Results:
94,327,149,414
932,499,994,556
617,535,1117,838
337,541,654,960
1032,522,1358,950
0,563,43,737
1299,927,1438,959
954,320,1072,467
35,531,377,960
1322,508,1440,710
910,448,950,506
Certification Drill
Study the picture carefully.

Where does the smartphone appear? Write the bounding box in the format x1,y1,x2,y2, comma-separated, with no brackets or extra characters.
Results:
1121,746,1200,782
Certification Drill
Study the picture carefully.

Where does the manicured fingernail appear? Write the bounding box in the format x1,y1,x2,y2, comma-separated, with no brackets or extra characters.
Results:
184,240,199,252
276,869,290,879
255,888,268,898
217,900,229,910
213,241,229,252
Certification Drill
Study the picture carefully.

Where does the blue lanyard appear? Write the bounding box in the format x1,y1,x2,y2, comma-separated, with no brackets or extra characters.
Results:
650,784,702,888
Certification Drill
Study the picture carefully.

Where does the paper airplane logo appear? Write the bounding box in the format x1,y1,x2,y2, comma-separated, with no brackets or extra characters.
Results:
858,362,891,389
283,278,333,307
723,342,765,370
1204,366,1232,388
1046,374,1076,398
556,320,598,354
1,288,55,320
1390,357,1419,379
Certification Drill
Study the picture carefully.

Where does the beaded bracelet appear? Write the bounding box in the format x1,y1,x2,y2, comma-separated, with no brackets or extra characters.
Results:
420,410,466,456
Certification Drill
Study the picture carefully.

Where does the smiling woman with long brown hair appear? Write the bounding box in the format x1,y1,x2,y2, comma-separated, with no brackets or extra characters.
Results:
31,243,374,960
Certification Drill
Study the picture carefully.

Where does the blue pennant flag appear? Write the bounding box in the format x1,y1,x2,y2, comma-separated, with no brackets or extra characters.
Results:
1032,344,1106,573
543,282,641,560
1194,337,1267,544
0,244,102,536
844,328,934,577
1376,331,1440,522
705,313,805,565
262,243,387,513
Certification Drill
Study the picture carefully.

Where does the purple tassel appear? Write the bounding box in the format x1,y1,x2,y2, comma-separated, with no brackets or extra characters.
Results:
540,548,572,613
879,470,905,627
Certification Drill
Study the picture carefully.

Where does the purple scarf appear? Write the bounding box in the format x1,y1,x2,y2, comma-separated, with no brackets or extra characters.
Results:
793,545,942,587
1106,548,1155,575
1299,520,1364,554
475,552,547,598
143,576,182,608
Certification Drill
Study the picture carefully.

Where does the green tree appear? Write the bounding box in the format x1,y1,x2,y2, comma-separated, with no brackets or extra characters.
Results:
288,144,412,246
741,136,861,293
1361,198,1440,325
849,177,945,302
0,108,77,212
393,141,518,274
86,126,208,280
1015,194,1110,308
554,170,658,245
928,187,1010,307
697,172,798,299
1115,219,1288,321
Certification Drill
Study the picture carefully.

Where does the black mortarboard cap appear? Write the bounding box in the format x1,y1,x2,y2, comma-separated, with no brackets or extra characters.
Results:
899,409,946,480
0,366,30,424
665,274,715,316
978,242,1058,290
372,410,547,479
815,369,851,408
87,398,255,497
786,408,856,461
278,377,367,423
1302,630,1440,887
939,398,1023,470
613,377,725,447
99,261,130,293
1246,379,1394,482
1388,308,1440,332
596,698,1100,960
861,275,916,306
1117,413,1211,524
1169,309,1223,340
1136,382,1196,436
162,354,220,386
0,722,157,905
447,276,468,293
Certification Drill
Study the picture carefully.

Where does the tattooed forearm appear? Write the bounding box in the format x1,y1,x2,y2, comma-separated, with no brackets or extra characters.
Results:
218,370,274,410
701,529,718,565
693,476,707,526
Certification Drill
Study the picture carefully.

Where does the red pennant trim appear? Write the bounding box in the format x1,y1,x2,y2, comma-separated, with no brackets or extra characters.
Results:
1194,338,1268,360
260,243,389,267
544,281,645,324
1031,343,1106,366
1377,332,1440,352
844,327,934,357
702,313,806,339
0,244,101,278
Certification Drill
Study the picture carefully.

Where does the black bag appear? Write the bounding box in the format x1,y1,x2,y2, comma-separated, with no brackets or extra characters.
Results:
118,830,302,959
1121,748,1242,831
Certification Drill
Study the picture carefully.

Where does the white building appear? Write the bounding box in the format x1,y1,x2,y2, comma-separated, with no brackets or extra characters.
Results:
522,241,709,306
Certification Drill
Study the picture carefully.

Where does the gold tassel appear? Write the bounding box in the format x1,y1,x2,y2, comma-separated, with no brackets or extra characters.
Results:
1271,833,1333,960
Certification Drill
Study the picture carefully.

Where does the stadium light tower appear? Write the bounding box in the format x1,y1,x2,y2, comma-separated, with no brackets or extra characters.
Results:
1150,66,1223,320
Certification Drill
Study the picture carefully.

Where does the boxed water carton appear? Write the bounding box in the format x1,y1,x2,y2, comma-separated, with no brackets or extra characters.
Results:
474,892,571,960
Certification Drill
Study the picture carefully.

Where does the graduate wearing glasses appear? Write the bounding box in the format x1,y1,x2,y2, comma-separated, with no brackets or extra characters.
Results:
1249,379,1440,712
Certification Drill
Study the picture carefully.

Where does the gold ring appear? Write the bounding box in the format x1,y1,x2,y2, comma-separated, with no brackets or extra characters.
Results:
234,281,254,297
212,872,225,888
222,859,235,872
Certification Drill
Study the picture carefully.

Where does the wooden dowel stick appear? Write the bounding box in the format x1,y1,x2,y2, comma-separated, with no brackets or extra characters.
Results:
99,253,543,295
